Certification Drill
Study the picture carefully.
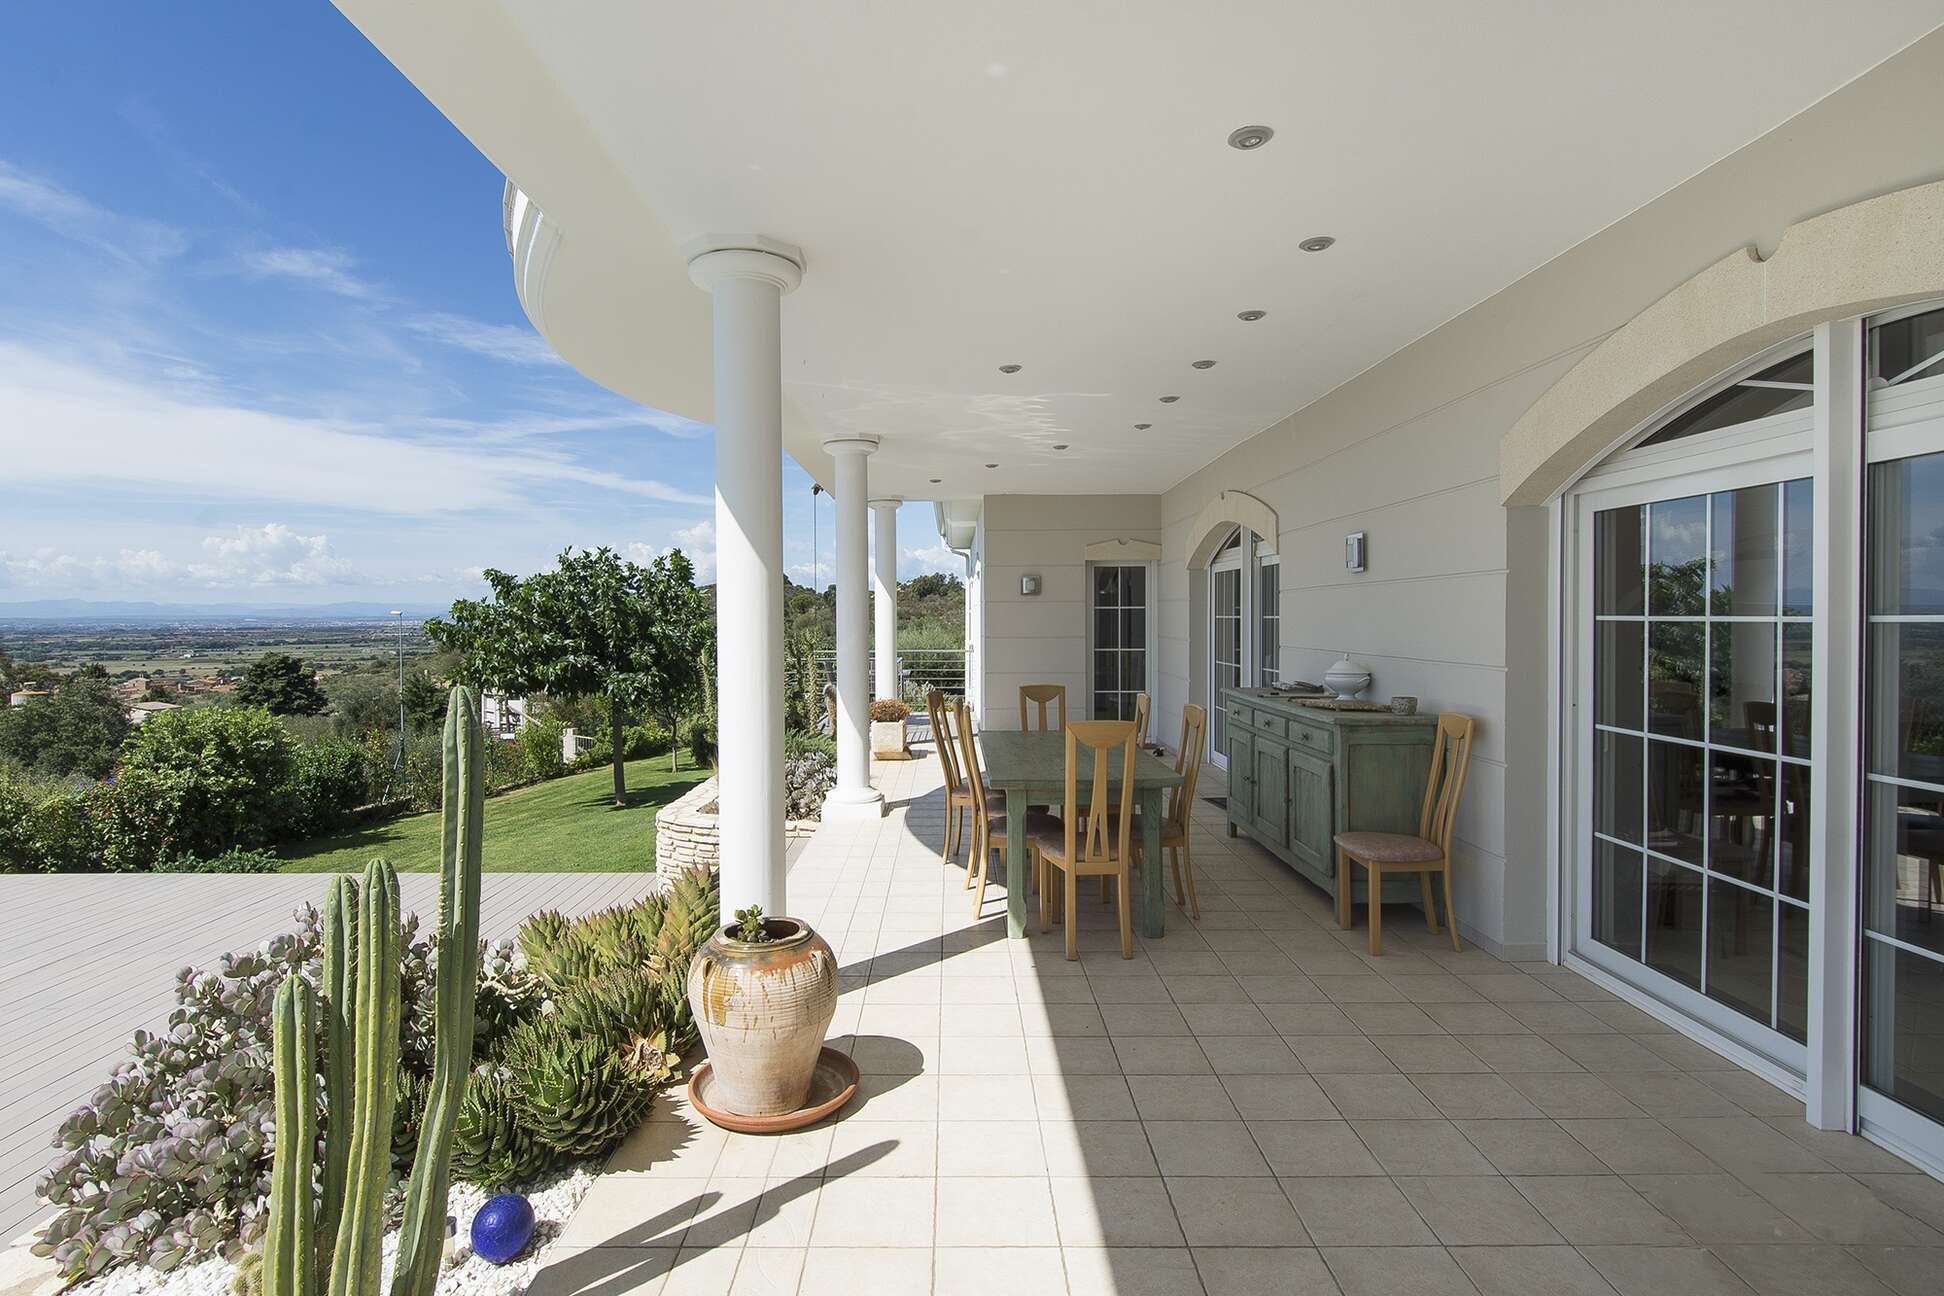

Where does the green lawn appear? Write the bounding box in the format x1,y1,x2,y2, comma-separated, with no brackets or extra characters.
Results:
280,757,708,873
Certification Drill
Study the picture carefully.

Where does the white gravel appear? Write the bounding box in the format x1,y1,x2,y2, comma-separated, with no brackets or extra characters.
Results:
67,1166,598,1296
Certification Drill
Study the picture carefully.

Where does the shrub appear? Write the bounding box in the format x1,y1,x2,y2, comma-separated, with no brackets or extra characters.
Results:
110,707,296,865
0,772,102,873
784,729,836,761
517,716,566,783
152,847,283,874
784,749,836,820
483,734,523,792
284,740,368,838
868,698,911,722
687,719,715,770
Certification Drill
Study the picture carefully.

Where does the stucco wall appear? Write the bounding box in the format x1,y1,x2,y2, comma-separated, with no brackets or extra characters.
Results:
970,32,1944,959
976,494,1162,730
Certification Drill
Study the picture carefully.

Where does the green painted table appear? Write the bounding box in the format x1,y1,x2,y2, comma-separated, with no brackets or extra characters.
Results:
977,731,1185,940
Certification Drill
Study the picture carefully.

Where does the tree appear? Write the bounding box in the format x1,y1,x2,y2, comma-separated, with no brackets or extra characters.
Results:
400,668,449,732
0,667,131,779
232,652,329,716
428,546,712,805
326,673,400,739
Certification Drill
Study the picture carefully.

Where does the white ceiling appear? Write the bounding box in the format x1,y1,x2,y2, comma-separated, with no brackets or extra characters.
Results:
336,0,1944,498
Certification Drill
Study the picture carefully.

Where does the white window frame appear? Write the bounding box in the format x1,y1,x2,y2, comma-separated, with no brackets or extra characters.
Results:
1207,528,1278,767
1085,559,1158,721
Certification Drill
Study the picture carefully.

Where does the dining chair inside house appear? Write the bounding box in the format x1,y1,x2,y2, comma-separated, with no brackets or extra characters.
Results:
1019,683,1068,732
1030,719,1141,959
1333,711,1475,955
1136,703,1208,919
960,706,1052,915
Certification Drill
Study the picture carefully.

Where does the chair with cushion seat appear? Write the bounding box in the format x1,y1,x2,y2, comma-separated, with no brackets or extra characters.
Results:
1133,704,1208,919
1029,719,1140,960
961,706,1051,916
1333,711,1475,956
1019,683,1068,732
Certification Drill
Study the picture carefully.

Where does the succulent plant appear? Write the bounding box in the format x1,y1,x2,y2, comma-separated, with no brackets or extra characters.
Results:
449,1067,550,1189
500,1016,658,1158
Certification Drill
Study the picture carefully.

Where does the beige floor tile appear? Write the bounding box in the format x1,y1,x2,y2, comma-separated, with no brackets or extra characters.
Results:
1696,1069,1805,1118
1049,1175,1185,1246
1147,1119,1274,1176
1410,1072,1546,1119
1314,1073,1438,1119
1113,1035,1215,1074
936,1175,1059,1246
1456,1032,1583,1072
525,1247,678,1295
1028,1035,1124,1074
1505,1071,1644,1118
1259,1003,1362,1035
1760,1121,1922,1175
661,1246,746,1296
1348,1119,1495,1176
938,1118,1046,1176
1394,1175,1563,1245
1281,1175,1436,1245
1219,1074,1338,1120
554,1175,710,1249
1031,1072,1135,1120
1578,1244,1760,1296
1853,1172,1944,1231
827,1119,936,1177
1737,1171,1943,1244
1623,1173,1811,1244
1166,1177,1310,1247
1318,1245,1477,1296
1129,1073,1240,1120
1712,1243,1898,1295
765,1123,839,1180
938,1034,1031,1074
1453,1118,1610,1175
1235,974,1327,1003
796,1246,931,1296
1341,1003,1443,1035
1557,1118,1719,1174
807,1175,937,1246
606,1115,730,1176
1507,1174,1687,1245
1198,1035,1304,1074
726,1246,804,1295
1288,1036,1396,1074
1040,1120,1161,1177
1064,1247,1205,1296
934,1246,1069,1295
1420,1001,1527,1033
1660,1116,1836,1174
940,1070,1037,1115
1369,1035,1490,1073
1851,1244,1944,1296
1448,1244,1621,1296
1101,1003,1191,1035
847,1072,941,1121
1191,1246,1340,1295
1248,1120,1383,1177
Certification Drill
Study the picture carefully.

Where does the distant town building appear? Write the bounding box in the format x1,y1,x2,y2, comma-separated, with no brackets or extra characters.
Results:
126,700,182,726
480,691,530,738
8,690,50,708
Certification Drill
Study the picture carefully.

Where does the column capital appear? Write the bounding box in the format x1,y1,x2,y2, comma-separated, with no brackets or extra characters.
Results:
868,496,904,510
820,433,880,456
683,234,804,294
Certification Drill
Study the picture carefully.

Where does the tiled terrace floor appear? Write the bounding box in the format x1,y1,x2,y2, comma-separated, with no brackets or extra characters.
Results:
531,737,1944,1295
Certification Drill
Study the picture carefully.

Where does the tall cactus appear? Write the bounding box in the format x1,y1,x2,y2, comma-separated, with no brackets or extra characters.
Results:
263,975,317,1296
316,874,358,1274
391,687,485,1296
327,857,400,1296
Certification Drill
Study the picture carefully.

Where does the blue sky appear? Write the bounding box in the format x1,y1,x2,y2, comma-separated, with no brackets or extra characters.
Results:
0,2,953,607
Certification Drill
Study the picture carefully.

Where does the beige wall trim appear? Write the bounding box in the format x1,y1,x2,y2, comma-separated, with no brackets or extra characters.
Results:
1083,538,1163,563
1501,179,1944,506
1185,490,1279,569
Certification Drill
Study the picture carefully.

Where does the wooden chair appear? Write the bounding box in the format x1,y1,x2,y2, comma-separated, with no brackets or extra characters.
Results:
926,690,969,866
1029,720,1140,960
1135,704,1208,919
962,707,1052,916
1019,683,1067,732
1132,691,1152,747
1333,712,1475,955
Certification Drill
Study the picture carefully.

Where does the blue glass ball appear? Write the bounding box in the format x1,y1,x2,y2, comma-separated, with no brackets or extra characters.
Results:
470,1193,536,1265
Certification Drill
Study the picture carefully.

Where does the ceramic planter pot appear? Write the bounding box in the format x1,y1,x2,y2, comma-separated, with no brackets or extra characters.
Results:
870,719,908,758
687,917,838,1116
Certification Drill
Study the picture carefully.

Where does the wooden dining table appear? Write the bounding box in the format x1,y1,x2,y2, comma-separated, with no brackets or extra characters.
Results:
977,731,1185,940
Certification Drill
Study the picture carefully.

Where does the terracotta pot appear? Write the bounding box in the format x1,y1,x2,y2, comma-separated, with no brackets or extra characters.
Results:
687,917,838,1117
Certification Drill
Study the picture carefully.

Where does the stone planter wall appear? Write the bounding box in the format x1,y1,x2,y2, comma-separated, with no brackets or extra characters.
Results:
653,776,819,889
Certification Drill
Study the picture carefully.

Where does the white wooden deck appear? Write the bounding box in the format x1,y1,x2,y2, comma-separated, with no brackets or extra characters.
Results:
0,872,662,1244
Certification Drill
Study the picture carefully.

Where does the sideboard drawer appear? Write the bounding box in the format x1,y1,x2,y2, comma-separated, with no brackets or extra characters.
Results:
1288,718,1334,757
1252,711,1288,740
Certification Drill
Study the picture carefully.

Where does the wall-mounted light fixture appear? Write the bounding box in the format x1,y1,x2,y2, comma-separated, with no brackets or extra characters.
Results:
1345,531,1367,573
1020,573,1042,597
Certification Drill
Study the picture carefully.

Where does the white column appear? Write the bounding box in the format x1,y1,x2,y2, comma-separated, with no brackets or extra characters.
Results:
822,435,885,820
687,236,802,920
872,496,902,699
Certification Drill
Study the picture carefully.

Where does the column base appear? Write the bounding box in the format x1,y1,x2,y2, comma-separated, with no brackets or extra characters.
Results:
821,786,886,822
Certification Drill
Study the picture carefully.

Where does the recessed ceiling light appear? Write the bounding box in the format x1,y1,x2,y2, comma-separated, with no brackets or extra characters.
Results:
1227,124,1274,151
1299,235,1336,253
1051,443,1069,451
984,462,999,468
1134,423,1152,431
1159,395,1180,403
1237,309,1266,322
998,363,1022,373
1191,359,1217,370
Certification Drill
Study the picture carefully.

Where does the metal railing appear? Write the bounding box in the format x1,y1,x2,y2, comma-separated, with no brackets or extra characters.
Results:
784,648,968,706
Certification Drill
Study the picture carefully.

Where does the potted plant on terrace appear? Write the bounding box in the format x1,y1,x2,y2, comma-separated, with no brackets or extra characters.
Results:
686,906,844,1128
869,697,912,759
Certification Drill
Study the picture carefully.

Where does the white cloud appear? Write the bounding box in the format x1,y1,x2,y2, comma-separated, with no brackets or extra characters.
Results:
237,245,378,299
900,541,961,577
0,342,711,513
625,519,717,582
193,524,357,586
404,312,562,366
0,525,359,592
0,160,186,265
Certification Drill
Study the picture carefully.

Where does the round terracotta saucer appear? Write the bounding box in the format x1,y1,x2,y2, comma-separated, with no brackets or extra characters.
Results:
687,1046,860,1134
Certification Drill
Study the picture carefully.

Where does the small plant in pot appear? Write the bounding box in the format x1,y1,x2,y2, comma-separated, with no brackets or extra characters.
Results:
686,905,838,1118
868,697,912,759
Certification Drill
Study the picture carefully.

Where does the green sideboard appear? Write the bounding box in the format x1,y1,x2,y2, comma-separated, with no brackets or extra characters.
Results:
1221,688,1437,907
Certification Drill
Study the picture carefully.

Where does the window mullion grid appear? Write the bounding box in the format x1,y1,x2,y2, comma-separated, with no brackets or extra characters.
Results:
1772,489,1785,1031
1701,497,1714,1001
1640,504,1652,961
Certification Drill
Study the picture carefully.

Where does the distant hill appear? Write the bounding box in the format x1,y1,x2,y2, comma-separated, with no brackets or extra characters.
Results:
0,599,450,622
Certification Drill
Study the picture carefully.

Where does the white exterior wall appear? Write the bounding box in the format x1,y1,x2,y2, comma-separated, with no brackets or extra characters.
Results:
975,494,1161,731
974,34,1944,958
